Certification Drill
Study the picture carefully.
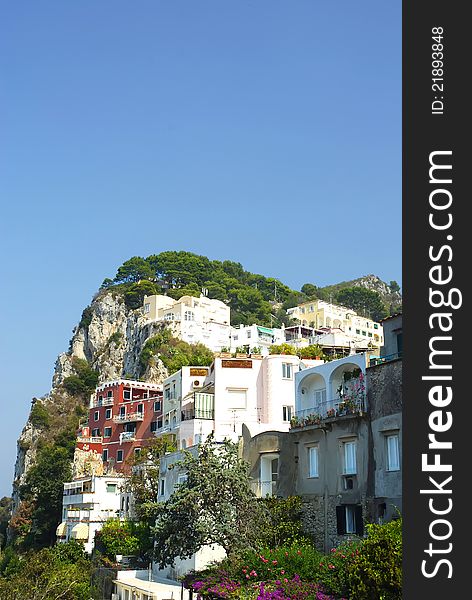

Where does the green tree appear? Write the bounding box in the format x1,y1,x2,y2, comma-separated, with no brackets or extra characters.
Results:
152,434,269,567
389,280,401,293
123,280,159,309
29,401,50,429
19,444,73,548
269,343,297,355
114,256,154,284
0,543,92,600
125,436,176,528
335,287,388,322
94,519,149,560
62,357,99,398
0,497,12,549
301,283,318,297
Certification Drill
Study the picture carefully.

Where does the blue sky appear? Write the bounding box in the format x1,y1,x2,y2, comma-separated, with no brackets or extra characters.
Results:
0,1,401,496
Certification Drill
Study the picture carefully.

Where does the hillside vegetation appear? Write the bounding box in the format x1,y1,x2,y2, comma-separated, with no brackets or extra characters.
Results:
99,251,401,324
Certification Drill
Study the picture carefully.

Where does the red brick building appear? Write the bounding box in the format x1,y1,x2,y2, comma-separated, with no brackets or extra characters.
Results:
77,379,163,472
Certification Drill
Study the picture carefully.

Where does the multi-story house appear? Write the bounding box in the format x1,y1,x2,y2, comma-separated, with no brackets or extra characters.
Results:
287,299,383,349
142,293,231,351
57,474,123,554
155,354,324,450
229,324,285,355
78,379,164,472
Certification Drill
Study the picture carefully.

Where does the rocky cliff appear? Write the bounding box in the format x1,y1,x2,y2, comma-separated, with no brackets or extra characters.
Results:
11,291,168,515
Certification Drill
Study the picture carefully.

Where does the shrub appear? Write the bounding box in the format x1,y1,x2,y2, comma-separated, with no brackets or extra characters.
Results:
78,306,93,330
346,517,402,599
29,401,50,429
63,358,99,397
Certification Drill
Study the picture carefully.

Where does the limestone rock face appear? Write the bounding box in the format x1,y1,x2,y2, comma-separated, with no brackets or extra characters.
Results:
11,290,170,518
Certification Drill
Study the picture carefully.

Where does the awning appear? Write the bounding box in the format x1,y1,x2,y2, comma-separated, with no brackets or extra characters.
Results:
56,522,67,537
70,523,89,540
257,326,273,335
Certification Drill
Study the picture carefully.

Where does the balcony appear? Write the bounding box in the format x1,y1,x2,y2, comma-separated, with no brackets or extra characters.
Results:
77,436,103,444
292,395,366,428
250,480,276,498
119,431,136,442
113,412,144,424
369,352,402,367
93,397,114,407
181,408,215,421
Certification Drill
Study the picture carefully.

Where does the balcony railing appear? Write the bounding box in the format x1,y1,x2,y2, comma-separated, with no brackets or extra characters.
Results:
113,412,144,423
77,436,103,444
181,409,215,421
293,395,366,427
93,397,114,407
250,480,276,498
119,431,136,442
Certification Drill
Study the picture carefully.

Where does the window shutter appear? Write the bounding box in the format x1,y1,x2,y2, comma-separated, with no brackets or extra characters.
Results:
355,505,364,536
336,505,346,535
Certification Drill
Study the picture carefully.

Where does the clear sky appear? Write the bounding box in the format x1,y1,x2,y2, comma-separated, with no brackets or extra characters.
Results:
0,1,401,497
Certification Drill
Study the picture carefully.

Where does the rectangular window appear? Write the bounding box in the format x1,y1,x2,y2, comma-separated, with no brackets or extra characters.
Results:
137,403,144,415
374,323,379,329
144,303,150,314
116,450,124,463
102,449,108,462
308,446,319,478
314,389,327,408
104,427,112,438
134,447,141,456
160,479,165,496
123,389,131,400
105,408,112,420
91,428,100,437
119,406,126,417
343,441,357,474
154,400,161,412
282,363,293,379
386,434,400,471
356,329,360,334
336,505,364,535
282,406,292,422
157,418,163,428
247,330,252,338
227,388,247,409
361,330,367,336
107,390,113,398
106,483,117,493
94,411,99,421
150,421,158,432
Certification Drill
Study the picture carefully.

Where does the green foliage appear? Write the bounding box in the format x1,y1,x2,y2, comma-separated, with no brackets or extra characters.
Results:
19,444,73,548
114,256,154,283
63,357,99,397
346,517,402,600
300,283,318,297
125,436,177,528
298,345,325,360
29,401,50,429
152,434,270,567
335,287,388,322
389,280,401,293
269,343,297,355
108,331,123,347
94,519,150,560
78,305,93,330
139,328,214,376
123,280,159,309
260,497,312,548
0,497,12,549
0,543,92,600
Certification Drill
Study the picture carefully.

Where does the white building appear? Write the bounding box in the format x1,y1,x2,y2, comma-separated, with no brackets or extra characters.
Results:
156,354,323,450
287,299,383,349
142,294,231,351
229,324,285,355
57,475,124,554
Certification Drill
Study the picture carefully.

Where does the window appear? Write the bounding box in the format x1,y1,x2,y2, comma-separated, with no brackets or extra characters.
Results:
119,406,126,417
368,332,373,338
106,483,117,493
150,421,158,432
104,427,112,438
282,406,292,422
134,448,141,457
160,479,165,496
94,411,99,421
386,434,400,471
116,450,124,462
247,330,252,338
107,390,113,399
154,400,161,412
314,389,327,408
137,403,144,415
184,310,194,321
374,323,379,329
164,312,175,321
178,474,188,485
98,396,103,405
336,505,364,535
227,388,247,409
282,363,293,379
144,303,150,314
343,441,357,474
105,408,112,420
123,389,131,400
356,329,360,334
102,449,108,462
91,428,100,437
361,330,367,336
308,446,319,478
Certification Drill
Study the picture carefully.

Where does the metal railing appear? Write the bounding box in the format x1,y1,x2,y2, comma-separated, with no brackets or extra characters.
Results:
181,409,215,421
250,480,276,498
77,436,103,444
93,397,114,407
294,395,366,424
113,412,144,423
